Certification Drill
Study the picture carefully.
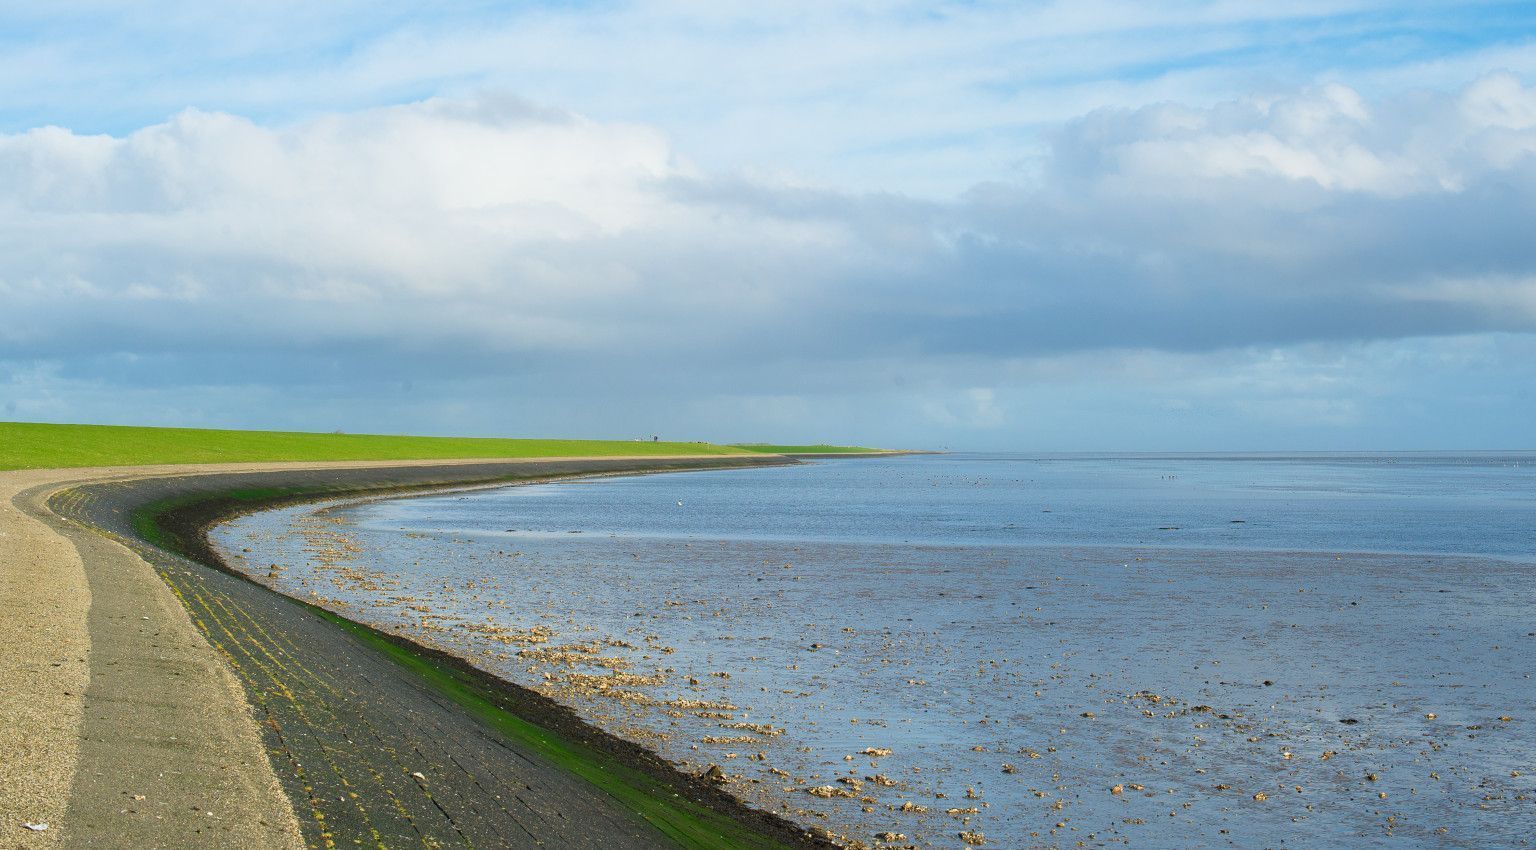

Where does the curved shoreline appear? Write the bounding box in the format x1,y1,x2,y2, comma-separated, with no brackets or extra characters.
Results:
34,456,835,849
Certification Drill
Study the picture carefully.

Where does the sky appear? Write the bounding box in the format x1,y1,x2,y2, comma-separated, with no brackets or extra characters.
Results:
2,1,1535,450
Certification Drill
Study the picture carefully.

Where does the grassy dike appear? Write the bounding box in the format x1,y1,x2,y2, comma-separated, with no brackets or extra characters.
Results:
117,467,830,850
1,421,748,470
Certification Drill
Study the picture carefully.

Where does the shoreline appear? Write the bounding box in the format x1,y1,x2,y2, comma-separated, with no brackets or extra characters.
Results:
780,450,941,458
199,454,1536,848
33,456,837,849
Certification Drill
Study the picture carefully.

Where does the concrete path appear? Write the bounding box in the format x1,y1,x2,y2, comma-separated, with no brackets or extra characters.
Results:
0,470,91,847
4,466,303,849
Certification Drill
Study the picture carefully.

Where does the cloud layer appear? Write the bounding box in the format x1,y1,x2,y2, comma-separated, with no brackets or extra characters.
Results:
3,72,1536,446
7,1,1536,196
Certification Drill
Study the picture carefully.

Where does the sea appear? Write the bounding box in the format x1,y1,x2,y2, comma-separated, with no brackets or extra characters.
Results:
213,452,1536,848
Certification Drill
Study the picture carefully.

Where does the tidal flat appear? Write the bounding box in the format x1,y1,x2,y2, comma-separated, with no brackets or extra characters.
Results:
214,453,1536,848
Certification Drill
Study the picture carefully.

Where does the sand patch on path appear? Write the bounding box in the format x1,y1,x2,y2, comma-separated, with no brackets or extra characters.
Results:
0,471,91,847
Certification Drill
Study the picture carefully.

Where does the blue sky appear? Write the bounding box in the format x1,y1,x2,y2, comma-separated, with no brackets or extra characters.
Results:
2,1,1535,449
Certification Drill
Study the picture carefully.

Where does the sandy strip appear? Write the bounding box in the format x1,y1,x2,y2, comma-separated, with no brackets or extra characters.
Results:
0,471,91,847
0,455,765,847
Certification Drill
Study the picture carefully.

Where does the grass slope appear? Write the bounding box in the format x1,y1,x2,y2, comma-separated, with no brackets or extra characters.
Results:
732,444,882,454
313,610,796,849
0,421,743,471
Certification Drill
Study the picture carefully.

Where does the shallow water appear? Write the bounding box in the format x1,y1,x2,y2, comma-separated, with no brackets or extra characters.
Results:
215,453,1536,848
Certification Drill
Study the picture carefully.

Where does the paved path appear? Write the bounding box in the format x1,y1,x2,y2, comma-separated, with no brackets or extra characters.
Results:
1,470,92,848
4,466,304,849
5,456,804,850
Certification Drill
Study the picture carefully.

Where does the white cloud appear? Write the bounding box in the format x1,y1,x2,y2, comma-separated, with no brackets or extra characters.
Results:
1042,72,1536,197
0,97,873,362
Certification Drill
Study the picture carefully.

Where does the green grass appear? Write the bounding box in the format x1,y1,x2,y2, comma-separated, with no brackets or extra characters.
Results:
0,421,746,471
311,608,794,849
130,486,318,553
731,444,883,454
